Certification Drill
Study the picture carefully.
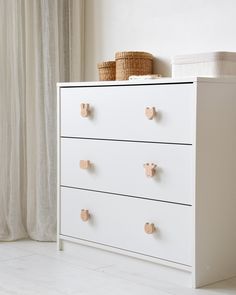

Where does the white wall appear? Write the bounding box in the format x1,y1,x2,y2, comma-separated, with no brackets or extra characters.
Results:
85,0,236,81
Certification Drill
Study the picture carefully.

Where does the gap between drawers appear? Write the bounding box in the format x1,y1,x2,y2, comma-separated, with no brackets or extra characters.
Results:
60,185,192,207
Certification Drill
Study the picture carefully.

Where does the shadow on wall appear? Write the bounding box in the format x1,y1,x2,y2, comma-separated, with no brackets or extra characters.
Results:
153,57,172,77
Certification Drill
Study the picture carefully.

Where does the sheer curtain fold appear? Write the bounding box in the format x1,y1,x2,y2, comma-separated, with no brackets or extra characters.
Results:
0,0,84,241
0,0,27,241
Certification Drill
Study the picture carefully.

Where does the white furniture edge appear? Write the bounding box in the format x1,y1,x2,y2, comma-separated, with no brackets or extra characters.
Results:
57,76,236,88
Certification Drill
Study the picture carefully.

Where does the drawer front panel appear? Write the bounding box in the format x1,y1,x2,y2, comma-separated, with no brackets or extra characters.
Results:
60,84,194,144
61,138,194,205
60,187,192,266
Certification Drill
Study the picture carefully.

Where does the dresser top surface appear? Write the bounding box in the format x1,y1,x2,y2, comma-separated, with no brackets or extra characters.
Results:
58,76,236,88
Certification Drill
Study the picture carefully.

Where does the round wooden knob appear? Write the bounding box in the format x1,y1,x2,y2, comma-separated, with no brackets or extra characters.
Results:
143,163,157,177
145,107,156,120
144,222,156,234
80,160,91,169
80,209,90,222
80,103,90,117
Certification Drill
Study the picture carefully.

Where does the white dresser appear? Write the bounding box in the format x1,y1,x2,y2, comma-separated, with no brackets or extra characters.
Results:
57,77,236,288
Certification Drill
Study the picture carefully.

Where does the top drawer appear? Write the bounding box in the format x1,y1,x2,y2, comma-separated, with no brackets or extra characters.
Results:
60,83,195,144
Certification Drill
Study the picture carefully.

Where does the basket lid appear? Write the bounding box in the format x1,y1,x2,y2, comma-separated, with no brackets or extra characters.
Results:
97,61,116,69
115,51,153,60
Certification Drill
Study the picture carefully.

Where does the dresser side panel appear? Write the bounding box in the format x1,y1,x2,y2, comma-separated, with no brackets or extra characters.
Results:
195,81,236,287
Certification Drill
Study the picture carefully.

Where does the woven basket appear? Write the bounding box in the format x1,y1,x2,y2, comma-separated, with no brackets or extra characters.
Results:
115,51,153,80
97,61,116,81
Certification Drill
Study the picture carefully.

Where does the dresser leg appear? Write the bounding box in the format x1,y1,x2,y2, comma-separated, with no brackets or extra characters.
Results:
57,238,63,251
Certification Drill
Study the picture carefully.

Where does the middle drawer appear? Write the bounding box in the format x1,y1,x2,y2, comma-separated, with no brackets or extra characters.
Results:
61,138,194,205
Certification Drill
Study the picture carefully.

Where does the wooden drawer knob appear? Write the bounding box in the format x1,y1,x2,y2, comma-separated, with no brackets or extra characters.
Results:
144,222,156,234
143,163,157,177
80,160,91,169
80,103,90,117
145,107,156,120
80,209,90,222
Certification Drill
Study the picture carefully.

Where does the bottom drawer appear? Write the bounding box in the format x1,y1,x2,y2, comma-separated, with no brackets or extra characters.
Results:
60,187,192,266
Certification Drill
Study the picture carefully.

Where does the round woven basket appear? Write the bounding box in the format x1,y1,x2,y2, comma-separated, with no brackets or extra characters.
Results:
115,51,153,80
97,61,116,81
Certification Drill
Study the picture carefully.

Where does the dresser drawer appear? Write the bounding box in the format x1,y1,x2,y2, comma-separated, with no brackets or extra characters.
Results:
60,83,195,144
60,187,192,266
61,138,194,205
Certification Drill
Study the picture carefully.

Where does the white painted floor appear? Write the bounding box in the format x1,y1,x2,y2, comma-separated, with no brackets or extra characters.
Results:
0,240,236,295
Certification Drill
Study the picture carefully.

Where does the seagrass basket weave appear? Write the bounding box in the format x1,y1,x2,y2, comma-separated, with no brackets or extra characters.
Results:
115,51,153,80
97,61,116,81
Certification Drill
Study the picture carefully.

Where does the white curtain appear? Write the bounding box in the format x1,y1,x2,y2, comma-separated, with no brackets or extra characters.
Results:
0,0,84,241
